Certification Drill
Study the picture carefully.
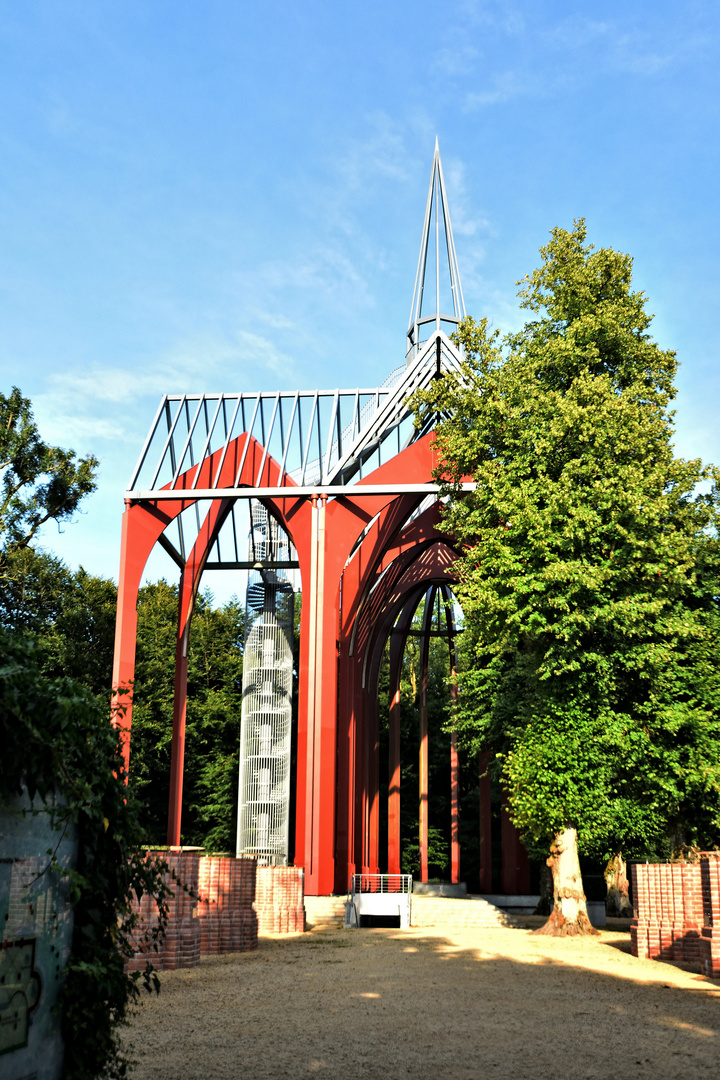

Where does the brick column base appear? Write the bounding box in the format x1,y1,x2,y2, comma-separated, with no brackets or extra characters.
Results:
255,866,306,933
126,851,201,973
197,856,258,954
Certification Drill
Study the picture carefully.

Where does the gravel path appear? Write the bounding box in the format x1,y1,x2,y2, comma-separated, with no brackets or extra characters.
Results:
124,923,720,1080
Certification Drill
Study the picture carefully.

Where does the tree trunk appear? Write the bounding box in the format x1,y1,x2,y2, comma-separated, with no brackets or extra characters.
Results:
604,853,634,918
534,828,598,937
534,863,553,916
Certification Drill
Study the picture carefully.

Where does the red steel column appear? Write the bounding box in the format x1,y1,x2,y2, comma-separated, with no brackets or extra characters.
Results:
501,790,532,895
168,584,189,846
112,499,185,770
167,498,232,846
388,678,402,875
501,791,516,893
418,586,435,884
445,588,460,886
478,751,492,893
335,629,357,888
363,683,380,876
450,721,460,886
387,594,423,875
303,494,324,888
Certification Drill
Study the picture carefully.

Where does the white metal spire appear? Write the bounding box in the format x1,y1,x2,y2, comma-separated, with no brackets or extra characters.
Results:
407,138,466,363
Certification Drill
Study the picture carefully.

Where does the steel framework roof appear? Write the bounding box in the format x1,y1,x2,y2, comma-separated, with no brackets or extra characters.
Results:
125,140,470,572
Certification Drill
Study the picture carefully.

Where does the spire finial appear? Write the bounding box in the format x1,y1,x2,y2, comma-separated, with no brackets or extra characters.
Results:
407,142,466,363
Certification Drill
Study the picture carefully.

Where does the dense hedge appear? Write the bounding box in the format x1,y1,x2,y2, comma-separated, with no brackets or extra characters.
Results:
0,628,173,1079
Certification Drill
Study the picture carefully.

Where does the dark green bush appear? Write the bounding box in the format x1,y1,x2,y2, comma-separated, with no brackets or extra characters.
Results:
0,628,173,1079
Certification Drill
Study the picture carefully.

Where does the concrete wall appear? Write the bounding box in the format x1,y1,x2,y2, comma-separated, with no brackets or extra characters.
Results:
0,789,77,1080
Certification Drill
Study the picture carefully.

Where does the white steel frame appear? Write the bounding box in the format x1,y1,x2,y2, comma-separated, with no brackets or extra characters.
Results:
236,504,295,864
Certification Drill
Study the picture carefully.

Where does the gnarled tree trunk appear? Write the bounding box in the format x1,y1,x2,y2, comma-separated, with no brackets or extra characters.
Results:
534,863,553,916
534,827,598,937
604,853,634,917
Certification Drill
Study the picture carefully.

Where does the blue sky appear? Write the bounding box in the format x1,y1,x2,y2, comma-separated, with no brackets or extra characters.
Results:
1,1,718,598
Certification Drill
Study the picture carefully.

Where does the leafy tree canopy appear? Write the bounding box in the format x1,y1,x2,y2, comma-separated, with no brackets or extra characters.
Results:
1,548,248,851
411,220,720,863
0,386,98,554
0,545,117,698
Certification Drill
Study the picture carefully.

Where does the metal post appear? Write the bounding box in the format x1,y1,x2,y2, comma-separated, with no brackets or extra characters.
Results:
445,586,460,885
304,494,320,881
450,708,460,886
167,581,190,846
479,750,492,893
167,498,232,846
418,586,435,883
388,680,402,875
387,597,418,876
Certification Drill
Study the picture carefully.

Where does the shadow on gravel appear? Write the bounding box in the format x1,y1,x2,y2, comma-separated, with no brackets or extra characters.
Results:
125,925,720,1080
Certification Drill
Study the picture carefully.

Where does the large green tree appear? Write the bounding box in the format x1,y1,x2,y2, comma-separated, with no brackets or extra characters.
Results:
412,221,720,934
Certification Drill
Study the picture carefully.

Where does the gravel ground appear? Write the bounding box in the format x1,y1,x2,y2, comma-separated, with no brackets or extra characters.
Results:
124,921,720,1080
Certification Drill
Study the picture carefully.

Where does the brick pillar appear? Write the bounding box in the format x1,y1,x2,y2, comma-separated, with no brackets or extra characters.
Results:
255,866,306,933
700,857,720,978
196,856,258,955
126,850,202,973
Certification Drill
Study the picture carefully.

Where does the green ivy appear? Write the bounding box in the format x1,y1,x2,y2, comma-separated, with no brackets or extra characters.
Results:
0,628,175,1079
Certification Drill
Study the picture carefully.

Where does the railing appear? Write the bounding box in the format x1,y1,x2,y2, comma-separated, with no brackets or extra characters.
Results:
350,874,412,895
346,874,413,928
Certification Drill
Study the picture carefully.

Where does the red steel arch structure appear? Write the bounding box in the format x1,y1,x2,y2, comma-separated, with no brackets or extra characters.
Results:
112,142,531,896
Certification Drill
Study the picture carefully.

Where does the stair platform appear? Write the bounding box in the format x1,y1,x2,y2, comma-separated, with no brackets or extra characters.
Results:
303,893,521,930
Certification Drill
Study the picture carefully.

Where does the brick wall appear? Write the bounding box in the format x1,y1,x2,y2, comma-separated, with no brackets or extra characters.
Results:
126,851,201,973
631,857,720,977
197,856,258,954
255,866,305,933
127,856,308,971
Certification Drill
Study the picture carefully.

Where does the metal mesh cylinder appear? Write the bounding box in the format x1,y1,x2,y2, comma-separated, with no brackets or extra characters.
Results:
236,503,295,864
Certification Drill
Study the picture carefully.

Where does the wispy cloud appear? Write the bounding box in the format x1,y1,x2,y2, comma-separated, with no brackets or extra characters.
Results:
235,331,294,378
335,114,411,193
613,37,674,76
544,15,688,79
32,330,296,452
432,43,480,79
442,157,494,240
544,16,611,50
465,69,538,110
458,1,526,37
252,309,296,331
244,243,375,316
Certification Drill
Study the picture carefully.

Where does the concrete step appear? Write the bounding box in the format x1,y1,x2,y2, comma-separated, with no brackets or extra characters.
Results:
410,896,520,929
303,894,520,930
304,895,347,927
